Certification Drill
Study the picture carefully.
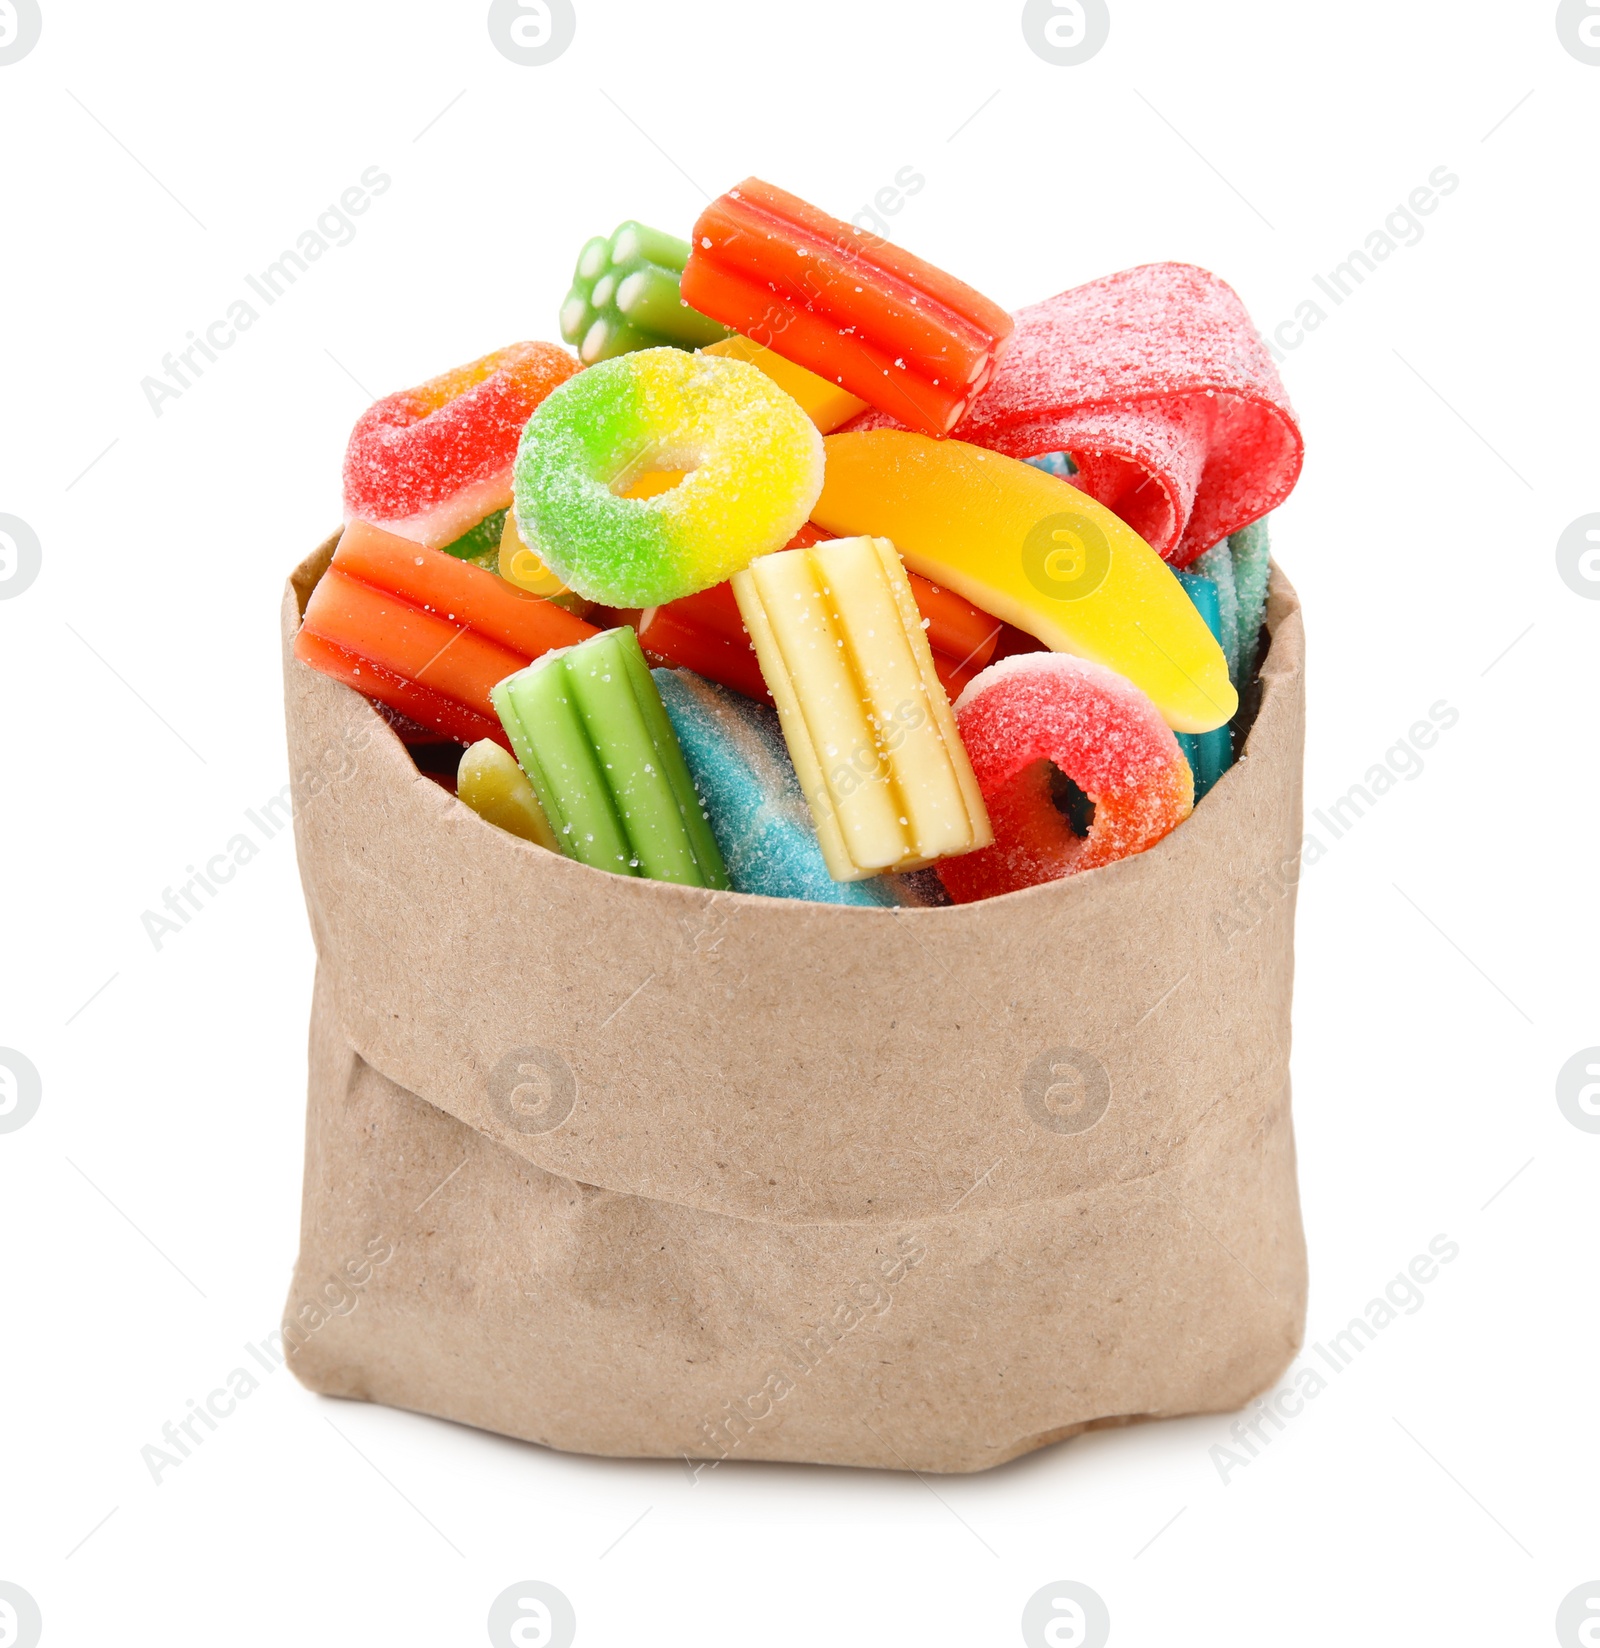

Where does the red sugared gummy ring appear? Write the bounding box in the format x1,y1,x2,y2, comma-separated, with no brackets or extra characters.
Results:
937,653,1194,904
343,341,579,549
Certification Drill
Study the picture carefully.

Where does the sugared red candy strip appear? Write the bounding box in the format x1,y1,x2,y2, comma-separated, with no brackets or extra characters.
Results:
513,348,823,607
847,263,1302,566
813,430,1236,733
294,520,595,747
343,341,579,550
654,668,944,907
731,535,991,880
681,177,1013,438
937,654,1194,904
560,221,731,364
491,627,728,889
457,739,559,849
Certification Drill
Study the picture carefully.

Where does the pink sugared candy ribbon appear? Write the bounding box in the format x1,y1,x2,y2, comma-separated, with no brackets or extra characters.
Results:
847,262,1302,568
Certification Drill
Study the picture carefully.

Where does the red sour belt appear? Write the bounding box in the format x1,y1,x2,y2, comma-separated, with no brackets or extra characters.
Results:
846,263,1303,567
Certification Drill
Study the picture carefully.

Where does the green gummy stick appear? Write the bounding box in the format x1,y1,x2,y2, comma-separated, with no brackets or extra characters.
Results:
564,629,726,889
581,314,656,364
574,235,611,283
609,220,691,272
560,220,729,360
493,654,635,874
493,631,728,888
559,291,595,347
615,265,729,347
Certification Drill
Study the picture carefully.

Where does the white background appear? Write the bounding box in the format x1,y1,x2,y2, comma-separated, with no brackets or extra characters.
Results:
3,2,1597,1644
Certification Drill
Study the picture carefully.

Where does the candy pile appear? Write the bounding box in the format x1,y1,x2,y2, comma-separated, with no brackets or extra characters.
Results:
296,177,1302,906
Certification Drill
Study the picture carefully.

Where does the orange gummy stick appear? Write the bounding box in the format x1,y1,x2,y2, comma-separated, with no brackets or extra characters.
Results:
296,519,596,743
681,178,1013,438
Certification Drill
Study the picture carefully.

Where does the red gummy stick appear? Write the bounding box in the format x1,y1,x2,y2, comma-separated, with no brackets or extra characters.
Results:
681,178,1013,439
295,520,596,745
847,263,1303,566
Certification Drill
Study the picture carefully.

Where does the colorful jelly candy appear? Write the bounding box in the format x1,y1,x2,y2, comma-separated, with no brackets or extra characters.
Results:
560,221,730,364
294,520,595,746
937,654,1194,904
654,669,944,907
638,570,1000,707
1172,571,1233,801
457,739,559,848
936,263,1301,565
680,177,1014,438
491,627,728,888
813,430,1237,733
343,341,578,550
513,348,823,607
731,536,991,880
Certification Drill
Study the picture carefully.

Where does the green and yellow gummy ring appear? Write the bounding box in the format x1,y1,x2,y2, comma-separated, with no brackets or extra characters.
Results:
512,347,824,608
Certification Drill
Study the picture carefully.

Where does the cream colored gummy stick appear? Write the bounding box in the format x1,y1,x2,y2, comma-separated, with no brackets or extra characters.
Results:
732,536,990,880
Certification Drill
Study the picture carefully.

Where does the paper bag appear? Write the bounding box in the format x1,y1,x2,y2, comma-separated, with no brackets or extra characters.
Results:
279,534,1309,1474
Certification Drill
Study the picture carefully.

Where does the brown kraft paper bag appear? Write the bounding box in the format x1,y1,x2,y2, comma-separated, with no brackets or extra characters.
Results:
279,534,1309,1475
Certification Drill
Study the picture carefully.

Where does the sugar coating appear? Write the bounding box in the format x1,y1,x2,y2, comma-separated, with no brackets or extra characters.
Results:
846,264,1302,567
1171,570,1235,802
1189,537,1240,682
938,653,1193,903
344,342,578,523
653,668,939,907
514,349,823,608
1228,516,1272,682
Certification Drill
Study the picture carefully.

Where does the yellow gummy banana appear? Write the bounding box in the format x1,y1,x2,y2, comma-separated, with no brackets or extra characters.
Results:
812,431,1238,734
731,536,991,880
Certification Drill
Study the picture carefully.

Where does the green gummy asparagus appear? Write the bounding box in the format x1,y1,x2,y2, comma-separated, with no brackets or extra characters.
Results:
491,627,729,888
559,220,730,364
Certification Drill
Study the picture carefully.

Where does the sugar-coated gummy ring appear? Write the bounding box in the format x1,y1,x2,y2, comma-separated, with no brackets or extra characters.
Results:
512,347,824,607
937,652,1194,904
343,341,579,550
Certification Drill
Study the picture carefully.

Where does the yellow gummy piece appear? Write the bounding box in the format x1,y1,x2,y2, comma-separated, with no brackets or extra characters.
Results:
813,431,1239,734
705,334,869,434
457,739,560,850
732,535,991,880
498,512,588,614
